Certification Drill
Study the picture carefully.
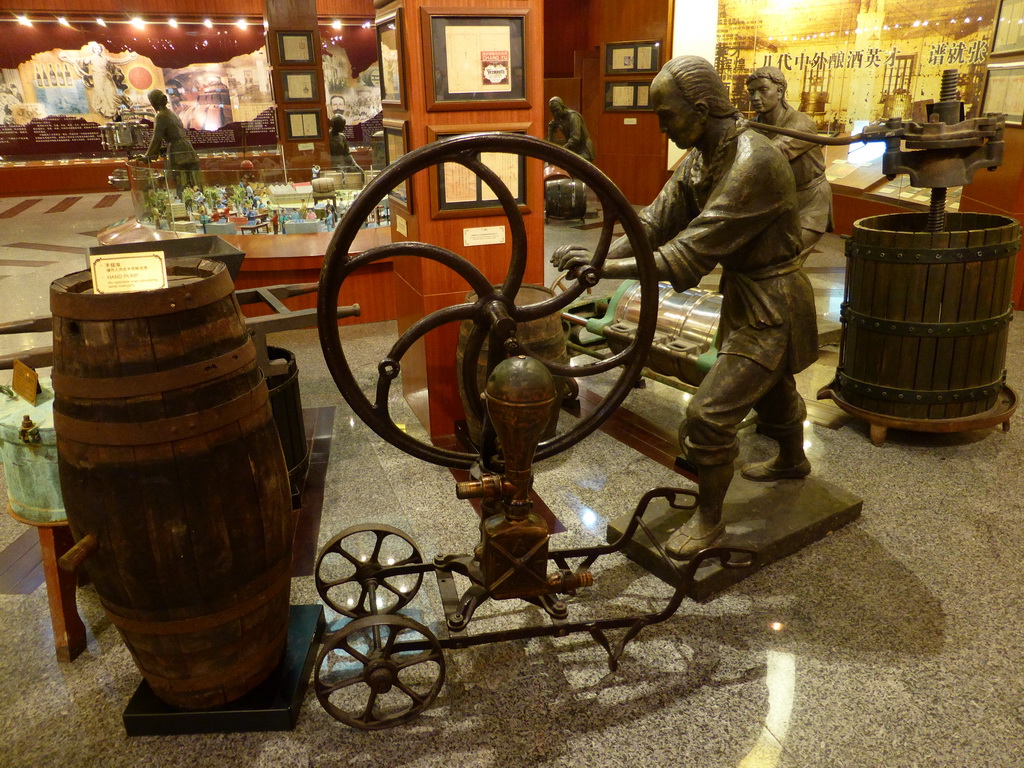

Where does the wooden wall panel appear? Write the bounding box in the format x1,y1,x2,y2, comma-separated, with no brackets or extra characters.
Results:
10,0,373,15
960,125,1024,309
543,77,581,112
543,0,589,78
583,0,671,205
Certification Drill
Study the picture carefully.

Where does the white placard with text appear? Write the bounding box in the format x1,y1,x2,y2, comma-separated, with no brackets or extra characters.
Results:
89,251,168,294
463,225,506,247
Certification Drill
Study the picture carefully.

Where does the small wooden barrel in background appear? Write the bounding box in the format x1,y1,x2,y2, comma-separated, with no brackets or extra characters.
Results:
833,212,1020,423
545,178,587,221
51,258,293,710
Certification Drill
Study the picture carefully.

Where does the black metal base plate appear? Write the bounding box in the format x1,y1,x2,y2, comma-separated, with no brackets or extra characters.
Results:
607,475,862,601
122,604,324,737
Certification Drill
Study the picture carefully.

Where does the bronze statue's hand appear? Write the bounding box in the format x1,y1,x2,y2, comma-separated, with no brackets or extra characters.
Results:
551,244,593,273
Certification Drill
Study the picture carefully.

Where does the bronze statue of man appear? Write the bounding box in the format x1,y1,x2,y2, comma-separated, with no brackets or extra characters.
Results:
553,56,817,558
144,89,201,190
746,66,832,255
546,96,594,162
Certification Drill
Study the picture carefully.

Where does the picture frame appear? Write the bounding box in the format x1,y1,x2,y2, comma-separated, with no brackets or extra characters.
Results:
422,9,528,111
376,9,406,106
604,81,653,111
427,123,530,218
277,31,315,65
282,70,318,102
982,65,1024,125
383,119,411,211
992,0,1024,55
605,40,661,75
285,109,323,140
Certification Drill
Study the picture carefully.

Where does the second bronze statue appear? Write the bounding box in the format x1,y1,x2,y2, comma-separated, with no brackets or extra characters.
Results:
746,66,833,256
546,96,594,162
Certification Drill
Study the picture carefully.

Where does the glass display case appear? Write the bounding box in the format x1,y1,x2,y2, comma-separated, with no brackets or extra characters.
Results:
121,154,385,236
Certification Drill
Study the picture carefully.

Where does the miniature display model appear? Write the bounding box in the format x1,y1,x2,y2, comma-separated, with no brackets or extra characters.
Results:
143,88,202,190
546,96,594,161
746,66,832,255
553,55,817,558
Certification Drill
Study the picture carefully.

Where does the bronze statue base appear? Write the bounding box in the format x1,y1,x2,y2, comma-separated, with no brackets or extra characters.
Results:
607,474,862,601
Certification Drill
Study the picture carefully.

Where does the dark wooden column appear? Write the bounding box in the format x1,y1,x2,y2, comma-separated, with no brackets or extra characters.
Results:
266,0,330,172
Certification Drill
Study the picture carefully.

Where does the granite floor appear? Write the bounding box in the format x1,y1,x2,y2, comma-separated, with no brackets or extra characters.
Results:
0,191,1022,768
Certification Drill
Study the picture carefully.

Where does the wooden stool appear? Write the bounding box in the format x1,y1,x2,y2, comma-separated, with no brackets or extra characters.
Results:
8,507,87,662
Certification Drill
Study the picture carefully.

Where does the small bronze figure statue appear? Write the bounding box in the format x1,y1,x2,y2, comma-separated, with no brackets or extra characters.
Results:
329,114,361,172
553,56,817,558
546,96,594,162
746,66,833,255
143,89,202,191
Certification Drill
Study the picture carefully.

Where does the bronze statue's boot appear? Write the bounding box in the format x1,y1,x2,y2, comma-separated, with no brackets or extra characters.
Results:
742,423,811,482
666,463,733,560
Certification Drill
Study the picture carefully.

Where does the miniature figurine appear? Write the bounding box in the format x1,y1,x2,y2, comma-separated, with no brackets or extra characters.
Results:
143,89,202,190
546,96,594,162
552,56,817,558
330,115,362,171
746,66,833,255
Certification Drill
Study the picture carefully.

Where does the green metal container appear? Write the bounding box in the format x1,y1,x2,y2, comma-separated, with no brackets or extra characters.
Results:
0,379,64,524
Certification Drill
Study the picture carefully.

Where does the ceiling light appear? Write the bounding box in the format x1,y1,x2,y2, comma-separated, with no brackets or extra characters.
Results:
331,20,342,30
168,18,178,28
203,19,213,28
16,15,31,26
130,17,145,29
236,19,248,29
96,18,106,26
57,16,69,26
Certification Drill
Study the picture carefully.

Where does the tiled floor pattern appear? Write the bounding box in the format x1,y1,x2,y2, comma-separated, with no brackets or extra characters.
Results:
0,190,1021,767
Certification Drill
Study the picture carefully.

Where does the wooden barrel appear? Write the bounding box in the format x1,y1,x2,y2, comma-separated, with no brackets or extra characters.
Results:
836,212,1020,421
311,176,337,193
545,178,587,220
50,258,293,710
457,285,571,445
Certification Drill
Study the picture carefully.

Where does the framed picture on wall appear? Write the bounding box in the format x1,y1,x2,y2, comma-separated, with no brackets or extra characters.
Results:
422,9,528,111
605,40,661,74
282,70,318,102
277,31,315,65
383,119,411,211
604,81,653,111
993,0,1024,55
983,65,1024,124
426,123,529,217
285,109,323,140
376,9,406,106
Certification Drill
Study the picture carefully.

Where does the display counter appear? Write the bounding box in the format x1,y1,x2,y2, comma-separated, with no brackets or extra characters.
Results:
91,154,395,325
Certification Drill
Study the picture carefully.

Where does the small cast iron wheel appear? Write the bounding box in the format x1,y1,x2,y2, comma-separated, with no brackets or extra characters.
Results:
318,133,659,469
315,613,446,730
316,524,424,618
